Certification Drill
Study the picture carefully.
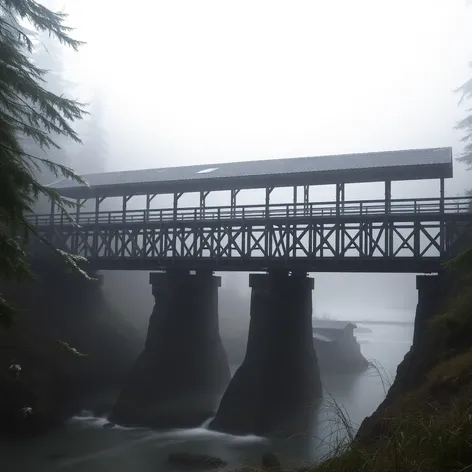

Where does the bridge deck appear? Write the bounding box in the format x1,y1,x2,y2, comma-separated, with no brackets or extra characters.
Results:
29,196,472,274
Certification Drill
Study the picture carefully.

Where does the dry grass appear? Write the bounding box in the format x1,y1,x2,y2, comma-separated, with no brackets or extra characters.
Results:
307,397,472,472
304,275,472,472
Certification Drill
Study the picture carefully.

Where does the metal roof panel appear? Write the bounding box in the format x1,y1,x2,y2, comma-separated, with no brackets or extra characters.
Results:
52,147,453,198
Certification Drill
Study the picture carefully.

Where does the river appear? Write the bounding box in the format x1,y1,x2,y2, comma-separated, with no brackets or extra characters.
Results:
0,322,414,472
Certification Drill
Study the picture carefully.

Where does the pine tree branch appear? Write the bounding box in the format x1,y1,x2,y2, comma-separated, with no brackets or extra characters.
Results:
0,16,33,50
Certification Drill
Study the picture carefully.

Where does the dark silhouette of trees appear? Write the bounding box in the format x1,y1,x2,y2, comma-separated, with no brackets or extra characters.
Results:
0,0,88,325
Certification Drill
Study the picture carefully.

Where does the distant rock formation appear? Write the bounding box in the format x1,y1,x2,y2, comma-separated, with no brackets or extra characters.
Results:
312,319,369,375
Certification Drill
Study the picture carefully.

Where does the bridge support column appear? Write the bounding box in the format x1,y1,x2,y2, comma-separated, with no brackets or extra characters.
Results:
109,270,230,428
209,271,322,437
414,275,445,346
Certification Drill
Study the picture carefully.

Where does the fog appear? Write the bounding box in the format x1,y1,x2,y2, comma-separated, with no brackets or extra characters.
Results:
38,0,472,335
2,1,470,468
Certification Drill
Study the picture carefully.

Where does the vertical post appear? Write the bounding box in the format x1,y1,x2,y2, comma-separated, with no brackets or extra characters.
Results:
292,186,298,257
304,185,309,215
74,198,81,254
200,191,209,219
385,181,392,257
335,183,345,213
335,183,344,258
385,181,392,214
123,195,127,223
173,193,180,221
200,191,205,219
146,194,157,222
95,197,100,222
93,197,100,256
122,195,132,258
265,187,273,219
230,189,240,218
146,194,151,223
265,187,273,261
440,178,445,255
172,193,182,262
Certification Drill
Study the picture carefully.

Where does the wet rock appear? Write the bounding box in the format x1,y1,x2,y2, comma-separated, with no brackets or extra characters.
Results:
168,452,228,469
262,452,281,470
0,356,71,438
0,263,143,438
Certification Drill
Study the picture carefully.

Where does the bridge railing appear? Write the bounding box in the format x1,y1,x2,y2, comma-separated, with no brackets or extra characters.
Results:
26,196,472,227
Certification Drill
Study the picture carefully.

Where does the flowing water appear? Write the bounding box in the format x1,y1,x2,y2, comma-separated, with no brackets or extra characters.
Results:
0,322,414,472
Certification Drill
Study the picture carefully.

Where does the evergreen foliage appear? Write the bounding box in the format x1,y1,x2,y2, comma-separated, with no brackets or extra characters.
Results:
23,28,77,182
0,0,90,327
26,27,82,213
455,64,472,173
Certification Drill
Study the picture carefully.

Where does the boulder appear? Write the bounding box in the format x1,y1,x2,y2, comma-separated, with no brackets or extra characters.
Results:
168,452,228,469
262,452,281,470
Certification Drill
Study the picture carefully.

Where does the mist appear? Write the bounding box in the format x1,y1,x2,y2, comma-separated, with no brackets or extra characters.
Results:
2,0,472,469
34,0,471,359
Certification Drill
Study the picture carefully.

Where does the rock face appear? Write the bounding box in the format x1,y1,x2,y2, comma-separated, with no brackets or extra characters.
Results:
0,355,70,438
314,330,369,375
209,272,322,437
109,271,231,428
413,275,445,346
0,264,143,438
262,452,282,470
356,274,452,442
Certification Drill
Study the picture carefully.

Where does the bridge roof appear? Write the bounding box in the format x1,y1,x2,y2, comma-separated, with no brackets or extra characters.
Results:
52,146,453,199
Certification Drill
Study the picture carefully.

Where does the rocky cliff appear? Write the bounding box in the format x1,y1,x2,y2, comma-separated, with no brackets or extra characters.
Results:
0,262,143,438
306,265,472,471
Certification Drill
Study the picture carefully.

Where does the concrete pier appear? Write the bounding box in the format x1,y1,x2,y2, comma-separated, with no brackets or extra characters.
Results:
109,270,230,428
209,271,322,437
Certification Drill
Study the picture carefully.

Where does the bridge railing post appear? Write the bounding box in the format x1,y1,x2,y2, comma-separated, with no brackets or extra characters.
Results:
440,178,445,254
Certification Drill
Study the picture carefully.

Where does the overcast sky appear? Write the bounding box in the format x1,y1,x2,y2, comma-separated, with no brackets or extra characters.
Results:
57,0,472,189
49,0,472,321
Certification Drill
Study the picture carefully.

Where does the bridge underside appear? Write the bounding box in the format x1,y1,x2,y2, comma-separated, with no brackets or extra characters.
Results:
78,258,443,273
